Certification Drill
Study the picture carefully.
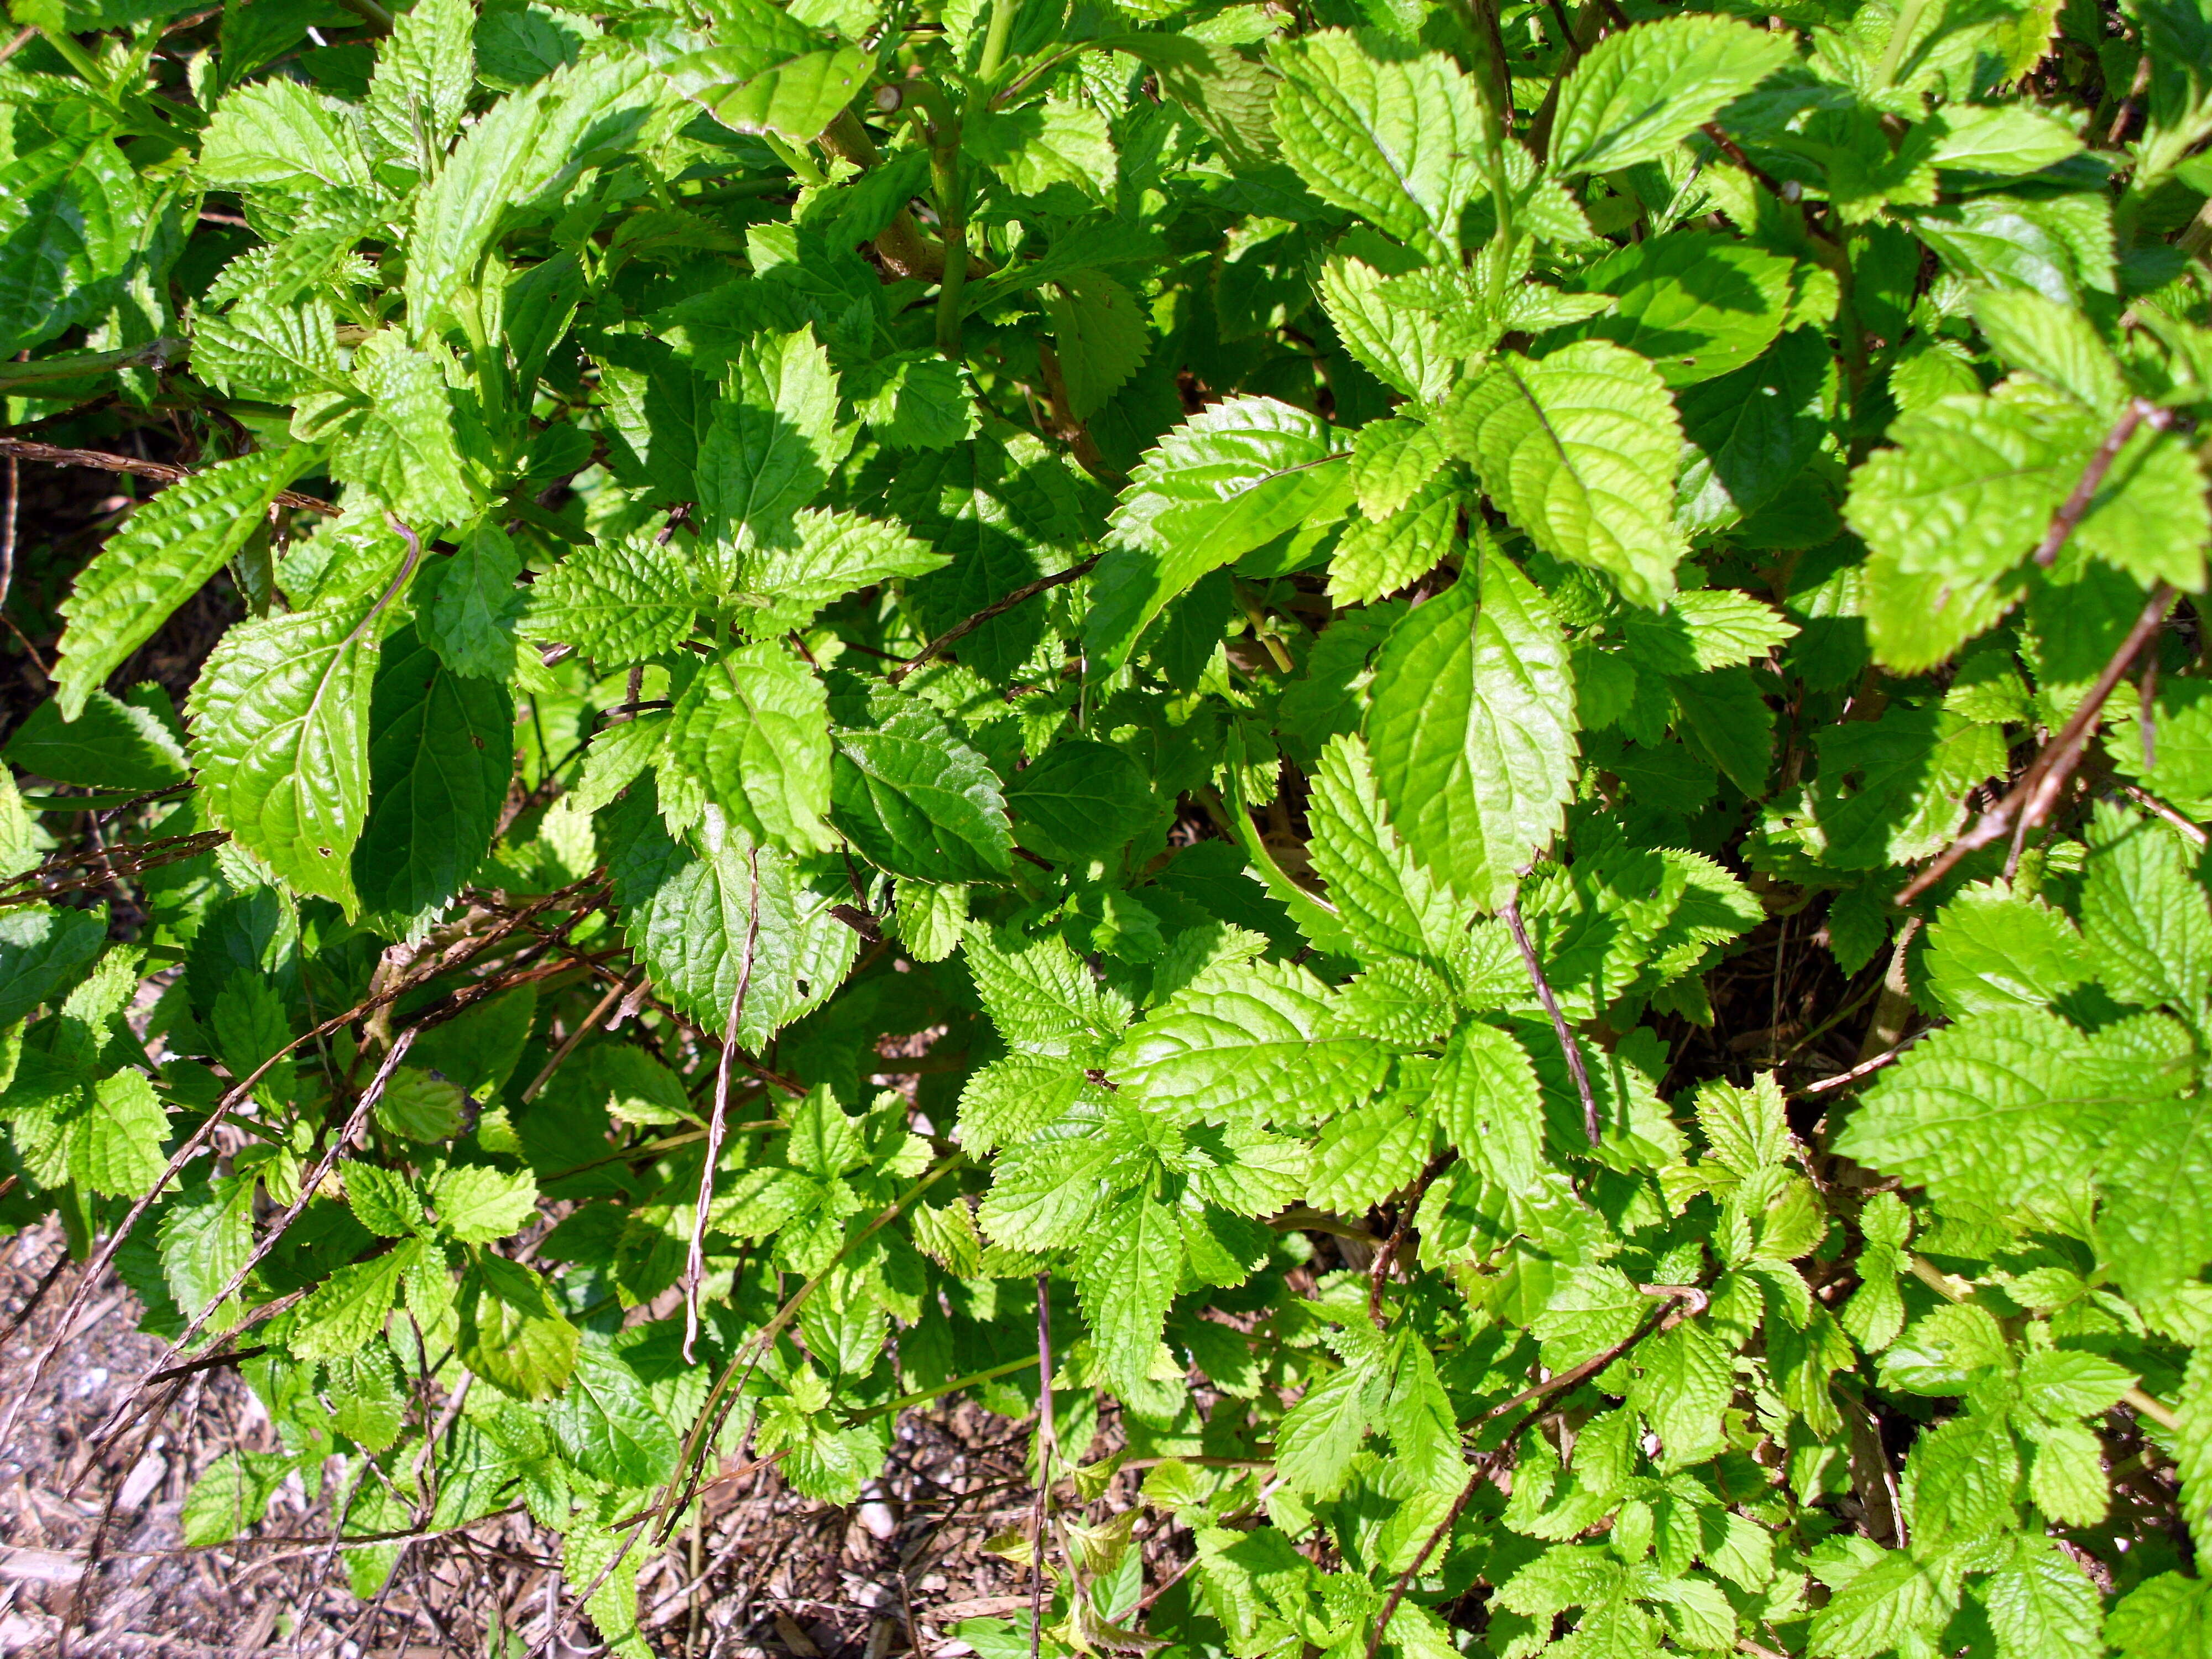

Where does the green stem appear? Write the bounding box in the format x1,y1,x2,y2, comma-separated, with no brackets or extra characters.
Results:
977,0,1021,87
38,25,109,94
761,132,826,187
1874,0,1933,91
844,1352,1039,1425
1906,1253,2181,1431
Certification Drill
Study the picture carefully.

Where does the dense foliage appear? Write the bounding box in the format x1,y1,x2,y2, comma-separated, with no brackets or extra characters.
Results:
4,0,2212,1649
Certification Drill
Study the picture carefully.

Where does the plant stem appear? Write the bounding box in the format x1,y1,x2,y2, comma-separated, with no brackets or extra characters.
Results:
37,25,109,93
978,0,1020,88
932,126,968,358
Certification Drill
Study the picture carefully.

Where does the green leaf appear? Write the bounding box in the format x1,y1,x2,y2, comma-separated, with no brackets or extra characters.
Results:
1329,472,1460,607
1444,341,1687,608
1269,31,1486,263
1844,389,2089,592
407,53,661,332
661,38,872,143
695,326,848,582
728,510,947,631
1075,1190,1184,1398
665,643,835,855
1321,254,1458,403
415,523,526,680
189,586,392,912
1043,272,1152,422
158,1176,257,1322
2080,802,2212,1011
525,534,698,665
1087,397,1351,671
0,905,108,1030
411,987,535,1102
1670,666,1776,797
1804,703,2007,869
547,1334,680,1487
850,354,978,453
329,334,478,530
607,793,857,1047
347,1165,429,1238
1933,105,2084,176
1629,1318,1735,1470
962,922,1130,1064
1350,418,1449,521
181,1449,285,1548
2099,1090,2212,1302
2107,1574,2212,1659
327,1346,406,1453
427,1165,540,1244
1110,957,1386,1128
978,1098,1147,1250
2021,1417,2108,1526
1676,328,1830,530
0,134,143,357
1365,550,1576,910
967,97,1117,199
2,691,190,791
561,1512,650,1659
1275,1355,1384,1500
1835,1008,2121,1220
377,1067,466,1141
363,0,474,168
459,1252,580,1400
1548,15,1795,176
1907,1409,2018,1543
1561,231,1796,386
1969,288,2125,411
1923,881,2090,1016
1305,732,1462,966
1435,1020,1544,1188
289,1242,412,1362
831,706,1014,883
199,77,376,188
354,627,513,921
1004,739,1157,865
75,1071,168,1197
54,447,317,721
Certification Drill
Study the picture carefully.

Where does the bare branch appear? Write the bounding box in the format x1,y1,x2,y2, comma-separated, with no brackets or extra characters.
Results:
2032,398,2173,568
1501,896,1600,1145
0,436,340,515
1898,581,2177,904
890,556,1100,684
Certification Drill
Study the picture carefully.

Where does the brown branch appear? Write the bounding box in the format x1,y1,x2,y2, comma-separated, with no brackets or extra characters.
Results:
1700,122,1791,201
1501,896,1600,1145
2105,52,2152,146
1368,1282,1709,1659
144,1344,270,1386
0,829,227,908
1368,1152,1455,1326
2033,399,2172,568
75,1031,422,1468
518,971,637,1105
889,556,1099,683
0,879,593,1458
1036,343,1127,486
0,437,340,515
1364,1451,1494,1659
1898,580,2178,904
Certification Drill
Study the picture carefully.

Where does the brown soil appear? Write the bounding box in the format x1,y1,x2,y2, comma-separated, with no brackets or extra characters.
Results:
0,1222,1064,1658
